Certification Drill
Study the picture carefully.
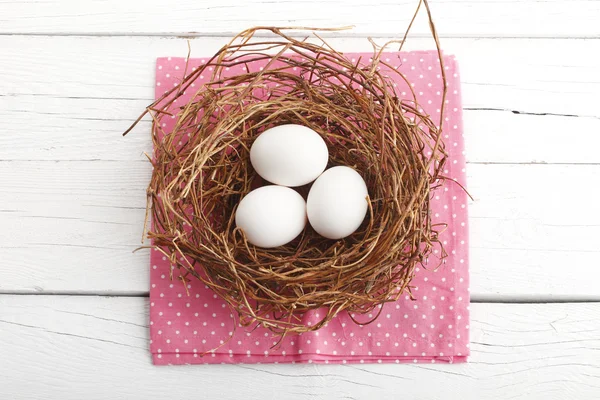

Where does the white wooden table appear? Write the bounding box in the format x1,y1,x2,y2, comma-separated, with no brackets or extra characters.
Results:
1,1,599,398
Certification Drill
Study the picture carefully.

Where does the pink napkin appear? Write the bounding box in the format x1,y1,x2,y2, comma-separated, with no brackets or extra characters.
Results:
149,51,469,365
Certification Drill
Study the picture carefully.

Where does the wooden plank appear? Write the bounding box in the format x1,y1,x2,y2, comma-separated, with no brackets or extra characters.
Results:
0,160,151,295
468,164,600,301
1,0,599,37
1,36,599,163
0,295,599,399
1,161,598,299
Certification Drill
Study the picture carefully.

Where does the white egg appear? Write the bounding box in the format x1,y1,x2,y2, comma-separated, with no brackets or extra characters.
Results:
235,185,307,248
307,166,369,240
250,124,329,187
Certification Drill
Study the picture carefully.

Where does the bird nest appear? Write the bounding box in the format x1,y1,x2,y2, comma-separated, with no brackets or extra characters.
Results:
125,2,449,337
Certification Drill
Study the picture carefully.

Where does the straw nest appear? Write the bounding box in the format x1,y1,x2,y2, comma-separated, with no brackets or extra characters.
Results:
125,1,449,337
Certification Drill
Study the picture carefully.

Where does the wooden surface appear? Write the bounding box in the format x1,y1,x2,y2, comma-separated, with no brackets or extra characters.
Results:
2,0,600,37
2,296,600,400
1,0,599,398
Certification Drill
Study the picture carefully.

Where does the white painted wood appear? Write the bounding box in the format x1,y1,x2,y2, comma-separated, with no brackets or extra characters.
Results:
1,35,598,297
1,0,600,37
2,0,598,391
1,296,599,399
0,160,151,295
1,36,599,163
463,112,600,165
468,164,600,301
1,161,599,299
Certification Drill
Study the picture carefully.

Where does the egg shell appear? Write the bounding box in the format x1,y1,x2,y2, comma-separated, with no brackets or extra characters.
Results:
235,185,307,248
250,124,329,187
307,166,369,240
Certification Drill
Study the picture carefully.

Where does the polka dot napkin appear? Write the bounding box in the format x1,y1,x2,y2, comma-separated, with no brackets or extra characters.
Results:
149,51,469,365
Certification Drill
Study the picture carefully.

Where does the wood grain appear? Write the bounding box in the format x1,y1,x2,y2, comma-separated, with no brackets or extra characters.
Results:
1,161,599,299
1,0,599,37
3,0,600,395
1,36,599,297
1,295,598,399
1,36,599,163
